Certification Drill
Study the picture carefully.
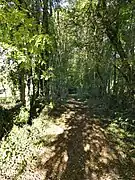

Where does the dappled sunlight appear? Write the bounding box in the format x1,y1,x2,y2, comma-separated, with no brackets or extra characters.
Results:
0,0,135,179
36,99,135,180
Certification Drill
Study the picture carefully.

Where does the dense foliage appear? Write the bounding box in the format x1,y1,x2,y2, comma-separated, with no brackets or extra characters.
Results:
0,0,135,110
0,0,135,179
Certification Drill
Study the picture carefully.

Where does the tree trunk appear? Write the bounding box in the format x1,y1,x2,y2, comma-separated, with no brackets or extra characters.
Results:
19,69,26,106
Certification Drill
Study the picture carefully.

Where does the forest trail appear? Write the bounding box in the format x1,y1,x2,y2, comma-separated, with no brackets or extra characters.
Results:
29,98,134,180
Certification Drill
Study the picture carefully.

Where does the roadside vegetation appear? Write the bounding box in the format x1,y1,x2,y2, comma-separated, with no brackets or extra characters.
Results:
0,0,135,179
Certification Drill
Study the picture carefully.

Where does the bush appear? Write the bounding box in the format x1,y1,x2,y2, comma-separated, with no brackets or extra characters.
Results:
14,107,29,126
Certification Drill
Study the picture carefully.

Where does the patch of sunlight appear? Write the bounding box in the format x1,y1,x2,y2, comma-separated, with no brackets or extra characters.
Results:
91,172,98,180
84,144,90,152
45,124,64,135
64,153,68,162
99,157,108,164
100,173,120,180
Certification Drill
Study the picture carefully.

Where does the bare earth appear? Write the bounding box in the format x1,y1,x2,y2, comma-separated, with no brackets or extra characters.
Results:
30,98,135,180
2,98,135,180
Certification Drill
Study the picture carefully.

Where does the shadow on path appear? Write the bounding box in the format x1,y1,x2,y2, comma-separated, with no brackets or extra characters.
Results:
37,98,135,180
0,103,22,140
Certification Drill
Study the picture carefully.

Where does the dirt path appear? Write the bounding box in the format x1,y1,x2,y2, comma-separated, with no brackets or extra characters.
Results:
30,99,135,179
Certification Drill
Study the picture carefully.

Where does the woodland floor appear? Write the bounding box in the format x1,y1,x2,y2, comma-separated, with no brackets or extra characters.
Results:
1,98,135,180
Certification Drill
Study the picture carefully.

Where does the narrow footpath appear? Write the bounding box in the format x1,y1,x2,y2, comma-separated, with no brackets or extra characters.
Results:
36,98,135,180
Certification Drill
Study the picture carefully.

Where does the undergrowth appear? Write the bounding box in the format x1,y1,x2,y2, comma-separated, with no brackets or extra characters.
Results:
107,117,135,158
0,109,59,179
0,102,135,179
